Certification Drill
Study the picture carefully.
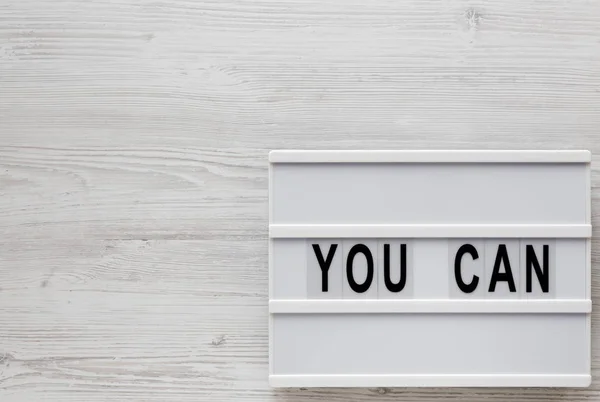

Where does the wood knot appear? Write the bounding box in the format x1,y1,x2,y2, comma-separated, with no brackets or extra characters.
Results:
464,8,481,31
211,335,226,346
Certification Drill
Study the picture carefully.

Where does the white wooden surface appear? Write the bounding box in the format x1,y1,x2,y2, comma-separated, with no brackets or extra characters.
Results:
1,0,600,400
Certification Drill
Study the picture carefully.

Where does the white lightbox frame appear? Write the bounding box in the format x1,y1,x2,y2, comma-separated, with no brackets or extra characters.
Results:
268,150,591,388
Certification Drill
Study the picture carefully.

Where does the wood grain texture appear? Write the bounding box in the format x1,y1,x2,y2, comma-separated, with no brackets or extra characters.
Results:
1,0,600,400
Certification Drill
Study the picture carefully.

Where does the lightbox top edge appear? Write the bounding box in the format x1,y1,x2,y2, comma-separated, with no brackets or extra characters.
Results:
269,150,591,164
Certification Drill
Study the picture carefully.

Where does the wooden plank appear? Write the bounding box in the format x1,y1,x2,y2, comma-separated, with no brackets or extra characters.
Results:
0,240,269,398
0,147,267,240
2,0,600,150
2,0,600,399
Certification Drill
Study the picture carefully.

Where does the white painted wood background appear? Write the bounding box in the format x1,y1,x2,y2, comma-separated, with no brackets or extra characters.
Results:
1,0,599,400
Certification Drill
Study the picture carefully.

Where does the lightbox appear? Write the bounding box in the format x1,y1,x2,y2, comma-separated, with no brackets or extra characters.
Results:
268,150,591,387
